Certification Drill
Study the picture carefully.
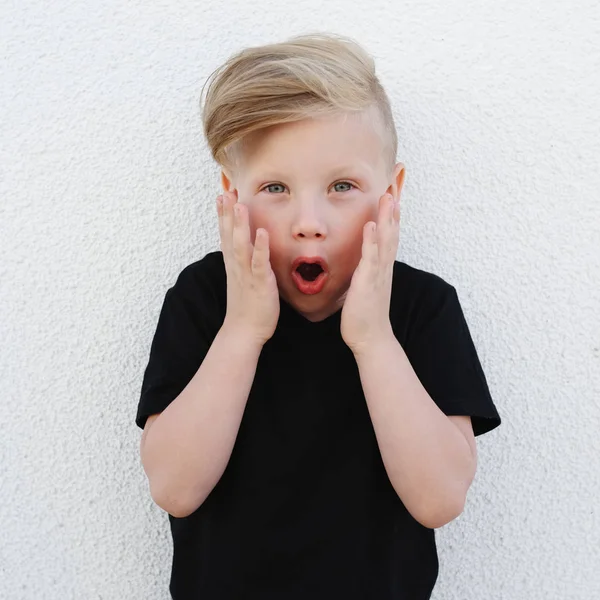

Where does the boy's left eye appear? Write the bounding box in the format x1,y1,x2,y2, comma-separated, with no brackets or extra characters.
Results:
261,181,356,194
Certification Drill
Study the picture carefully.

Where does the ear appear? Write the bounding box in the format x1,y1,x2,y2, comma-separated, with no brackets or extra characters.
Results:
386,163,406,202
220,170,238,197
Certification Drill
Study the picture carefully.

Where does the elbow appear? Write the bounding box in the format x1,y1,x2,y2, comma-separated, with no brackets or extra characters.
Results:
151,483,205,519
163,502,196,519
141,445,207,518
419,458,476,529
417,494,466,529
142,463,192,518
148,468,215,518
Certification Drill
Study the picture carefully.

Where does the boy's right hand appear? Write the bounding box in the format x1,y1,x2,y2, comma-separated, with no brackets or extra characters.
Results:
217,191,280,346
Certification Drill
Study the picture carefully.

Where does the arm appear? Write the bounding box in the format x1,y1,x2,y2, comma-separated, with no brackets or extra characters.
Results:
352,330,477,529
140,190,280,519
340,191,479,530
141,322,263,518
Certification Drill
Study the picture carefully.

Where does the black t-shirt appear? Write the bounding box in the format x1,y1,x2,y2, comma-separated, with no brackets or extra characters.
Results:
136,250,501,600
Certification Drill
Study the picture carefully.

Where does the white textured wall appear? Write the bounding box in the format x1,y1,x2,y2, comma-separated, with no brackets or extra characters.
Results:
2,1,599,598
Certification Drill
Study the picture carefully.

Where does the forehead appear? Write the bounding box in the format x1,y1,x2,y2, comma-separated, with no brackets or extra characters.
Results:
237,109,386,177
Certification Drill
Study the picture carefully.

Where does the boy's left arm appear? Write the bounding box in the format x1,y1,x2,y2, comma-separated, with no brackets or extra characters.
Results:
352,334,477,530
340,192,476,530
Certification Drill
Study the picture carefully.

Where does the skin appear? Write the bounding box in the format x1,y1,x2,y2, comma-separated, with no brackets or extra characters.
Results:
139,107,477,524
220,107,405,325
213,109,478,527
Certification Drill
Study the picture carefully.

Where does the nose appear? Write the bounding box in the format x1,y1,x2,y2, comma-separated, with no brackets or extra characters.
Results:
291,198,327,240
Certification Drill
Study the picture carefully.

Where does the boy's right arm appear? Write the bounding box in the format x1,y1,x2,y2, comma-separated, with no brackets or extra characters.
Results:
140,190,280,519
140,322,263,518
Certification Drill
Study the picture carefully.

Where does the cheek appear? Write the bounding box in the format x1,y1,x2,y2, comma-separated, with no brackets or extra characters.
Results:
332,205,378,270
246,208,282,248
244,205,264,235
340,205,375,244
363,200,380,223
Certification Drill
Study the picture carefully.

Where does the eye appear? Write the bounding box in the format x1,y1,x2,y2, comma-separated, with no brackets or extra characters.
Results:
262,183,286,194
332,181,356,193
259,181,357,194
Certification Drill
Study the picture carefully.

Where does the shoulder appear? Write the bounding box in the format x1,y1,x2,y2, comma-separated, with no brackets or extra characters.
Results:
174,250,226,290
392,259,457,310
164,250,227,321
390,260,460,344
168,251,226,302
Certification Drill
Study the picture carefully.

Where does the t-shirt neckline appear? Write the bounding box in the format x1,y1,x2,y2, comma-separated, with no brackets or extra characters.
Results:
277,295,343,334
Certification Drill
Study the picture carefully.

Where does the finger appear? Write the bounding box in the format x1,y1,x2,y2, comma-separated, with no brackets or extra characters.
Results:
391,199,401,257
217,194,226,251
388,203,400,263
374,193,389,261
393,198,401,224
361,221,378,268
232,201,253,269
251,228,271,277
378,193,399,263
377,192,393,224
219,192,234,262
376,193,392,242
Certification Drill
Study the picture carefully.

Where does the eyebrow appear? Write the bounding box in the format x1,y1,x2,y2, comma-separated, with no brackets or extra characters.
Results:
328,163,374,177
254,163,374,180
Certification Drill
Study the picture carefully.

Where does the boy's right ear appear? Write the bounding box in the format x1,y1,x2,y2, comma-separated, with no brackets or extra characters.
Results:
220,170,238,198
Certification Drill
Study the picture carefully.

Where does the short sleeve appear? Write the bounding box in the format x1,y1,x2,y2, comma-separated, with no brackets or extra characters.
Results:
135,264,222,430
404,283,501,437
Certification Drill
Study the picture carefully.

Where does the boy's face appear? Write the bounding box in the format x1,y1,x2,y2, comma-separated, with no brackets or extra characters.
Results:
221,109,405,323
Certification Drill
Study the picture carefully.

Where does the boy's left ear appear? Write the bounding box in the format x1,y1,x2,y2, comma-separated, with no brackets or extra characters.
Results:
387,163,406,201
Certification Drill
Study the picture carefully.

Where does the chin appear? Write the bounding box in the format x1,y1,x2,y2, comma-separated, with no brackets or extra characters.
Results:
286,279,348,316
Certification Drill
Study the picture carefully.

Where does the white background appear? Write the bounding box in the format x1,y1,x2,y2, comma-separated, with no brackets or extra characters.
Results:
1,1,599,598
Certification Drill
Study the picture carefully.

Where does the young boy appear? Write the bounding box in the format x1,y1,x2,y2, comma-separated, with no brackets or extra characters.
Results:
135,33,501,599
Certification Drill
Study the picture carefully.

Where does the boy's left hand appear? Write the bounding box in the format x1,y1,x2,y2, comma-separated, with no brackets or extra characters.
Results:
341,192,400,354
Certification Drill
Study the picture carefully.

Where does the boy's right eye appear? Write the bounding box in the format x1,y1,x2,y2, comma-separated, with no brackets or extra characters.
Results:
262,183,286,194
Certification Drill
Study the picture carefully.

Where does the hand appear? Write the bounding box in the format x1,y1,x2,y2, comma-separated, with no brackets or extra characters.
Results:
341,193,400,354
217,191,280,346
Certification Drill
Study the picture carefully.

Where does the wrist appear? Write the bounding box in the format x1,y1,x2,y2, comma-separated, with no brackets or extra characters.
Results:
349,327,397,360
220,318,270,350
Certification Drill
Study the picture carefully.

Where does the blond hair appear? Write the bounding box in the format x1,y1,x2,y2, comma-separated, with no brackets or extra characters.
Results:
200,32,398,176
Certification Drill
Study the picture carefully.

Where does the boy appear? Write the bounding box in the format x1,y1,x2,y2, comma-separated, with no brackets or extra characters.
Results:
136,33,501,599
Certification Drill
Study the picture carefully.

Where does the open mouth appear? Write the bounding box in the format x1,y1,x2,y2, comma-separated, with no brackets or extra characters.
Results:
295,262,324,281
291,257,329,295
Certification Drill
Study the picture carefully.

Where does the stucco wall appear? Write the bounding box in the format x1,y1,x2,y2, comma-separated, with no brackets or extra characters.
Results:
2,1,599,598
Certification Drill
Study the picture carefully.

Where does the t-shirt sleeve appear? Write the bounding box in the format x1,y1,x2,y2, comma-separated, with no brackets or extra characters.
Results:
135,265,221,430
404,282,501,437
